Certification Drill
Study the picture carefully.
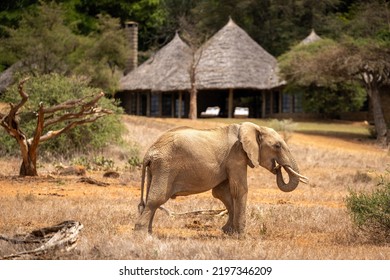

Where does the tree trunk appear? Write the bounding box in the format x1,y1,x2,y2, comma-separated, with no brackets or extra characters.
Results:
18,140,39,176
189,86,197,120
20,154,38,176
369,84,388,146
189,48,202,120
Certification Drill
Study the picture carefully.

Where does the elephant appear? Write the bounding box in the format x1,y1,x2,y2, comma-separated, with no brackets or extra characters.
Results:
134,122,308,234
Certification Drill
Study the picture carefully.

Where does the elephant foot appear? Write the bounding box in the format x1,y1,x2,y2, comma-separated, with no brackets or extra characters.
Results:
222,224,245,236
222,224,236,235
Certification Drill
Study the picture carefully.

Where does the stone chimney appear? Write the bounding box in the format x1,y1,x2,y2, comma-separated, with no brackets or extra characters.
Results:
124,21,138,74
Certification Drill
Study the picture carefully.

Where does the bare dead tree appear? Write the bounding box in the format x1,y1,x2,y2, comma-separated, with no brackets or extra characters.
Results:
0,78,112,176
178,16,209,120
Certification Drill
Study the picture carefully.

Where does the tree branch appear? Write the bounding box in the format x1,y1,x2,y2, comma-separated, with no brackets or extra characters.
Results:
0,77,30,137
42,92,104,114
42,92,108,128
37,112,110,143
27,102,45,154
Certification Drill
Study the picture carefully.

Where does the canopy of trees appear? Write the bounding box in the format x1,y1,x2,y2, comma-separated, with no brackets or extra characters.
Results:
0,0,389,143
1,1,388,68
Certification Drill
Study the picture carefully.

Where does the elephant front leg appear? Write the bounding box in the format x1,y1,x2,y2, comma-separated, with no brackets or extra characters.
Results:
228,172,248,235
231,191,248,234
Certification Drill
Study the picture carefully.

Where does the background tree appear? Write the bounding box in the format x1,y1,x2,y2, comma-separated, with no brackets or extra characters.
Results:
74,0,166,51
329,39,390,145
279,0,390,145
0,1,129,94
73,14,128,95
1,2,80,75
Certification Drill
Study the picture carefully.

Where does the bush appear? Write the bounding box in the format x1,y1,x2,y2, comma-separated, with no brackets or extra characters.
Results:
346,171,390,243
0,74,124,159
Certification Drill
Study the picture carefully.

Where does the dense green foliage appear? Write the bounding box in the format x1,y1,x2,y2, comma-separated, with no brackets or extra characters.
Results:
0,0,389,127
346,172,390,243
0,1,128,93
285,85,366,117
1,0,388,61
0,74,124,158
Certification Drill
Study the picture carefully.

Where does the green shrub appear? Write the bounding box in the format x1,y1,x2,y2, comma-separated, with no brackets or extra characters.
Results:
0,74,124,159
127,156,141,168
346,171,390,243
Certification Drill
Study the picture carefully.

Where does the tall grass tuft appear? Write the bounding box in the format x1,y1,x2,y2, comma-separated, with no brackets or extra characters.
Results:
346,171,390,243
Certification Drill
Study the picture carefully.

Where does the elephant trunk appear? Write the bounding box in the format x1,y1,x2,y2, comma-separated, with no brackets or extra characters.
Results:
275,157,308,192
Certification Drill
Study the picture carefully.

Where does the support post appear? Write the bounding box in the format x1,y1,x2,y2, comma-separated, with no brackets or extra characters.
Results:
146,92,151,117
136,93,141,115
228,88,234,118
178,91,182,118
158,93,163,117
171,93,175,118
262,91,266,118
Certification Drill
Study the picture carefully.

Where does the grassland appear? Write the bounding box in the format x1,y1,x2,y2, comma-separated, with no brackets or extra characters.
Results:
0,116,389,260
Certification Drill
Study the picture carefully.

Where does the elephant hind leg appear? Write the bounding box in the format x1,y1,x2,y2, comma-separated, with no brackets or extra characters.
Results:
136,196,172,233
212,181,234,234
134,203,158,233
134,175,171,234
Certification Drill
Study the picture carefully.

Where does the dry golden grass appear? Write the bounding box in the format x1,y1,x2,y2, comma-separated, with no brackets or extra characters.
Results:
0,116,389,260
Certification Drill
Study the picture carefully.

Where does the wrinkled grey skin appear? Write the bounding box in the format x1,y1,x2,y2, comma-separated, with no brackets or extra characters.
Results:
134,122,308,234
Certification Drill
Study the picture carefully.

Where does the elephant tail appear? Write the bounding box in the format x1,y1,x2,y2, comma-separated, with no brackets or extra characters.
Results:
138,157,151,214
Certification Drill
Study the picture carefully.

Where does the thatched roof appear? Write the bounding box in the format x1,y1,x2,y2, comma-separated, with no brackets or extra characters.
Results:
119,33,193,92
300,29,322,45
194,18,284,90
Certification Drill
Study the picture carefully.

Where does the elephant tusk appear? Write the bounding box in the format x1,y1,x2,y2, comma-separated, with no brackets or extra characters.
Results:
284,166,309,184
299,177,310,184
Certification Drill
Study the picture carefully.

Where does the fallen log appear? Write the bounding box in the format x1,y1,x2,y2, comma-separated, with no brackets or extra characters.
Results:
0,220,83,259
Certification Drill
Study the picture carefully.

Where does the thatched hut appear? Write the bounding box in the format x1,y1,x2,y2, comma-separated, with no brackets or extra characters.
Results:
118,18,285,118
118,32,193,117
300,29,322,45
194,18,284,118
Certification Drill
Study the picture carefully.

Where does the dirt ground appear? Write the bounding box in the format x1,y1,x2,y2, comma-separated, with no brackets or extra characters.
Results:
0,116,389,259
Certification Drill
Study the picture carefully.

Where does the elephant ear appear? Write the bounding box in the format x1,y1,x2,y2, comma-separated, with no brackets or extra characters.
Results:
239,122,260,168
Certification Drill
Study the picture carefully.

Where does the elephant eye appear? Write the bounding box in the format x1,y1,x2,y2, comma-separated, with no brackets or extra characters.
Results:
274,142,282,149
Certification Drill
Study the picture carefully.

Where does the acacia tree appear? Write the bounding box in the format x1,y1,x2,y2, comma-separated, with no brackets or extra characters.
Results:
279,38,390,146
329,39,390,145
0,78,112,176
